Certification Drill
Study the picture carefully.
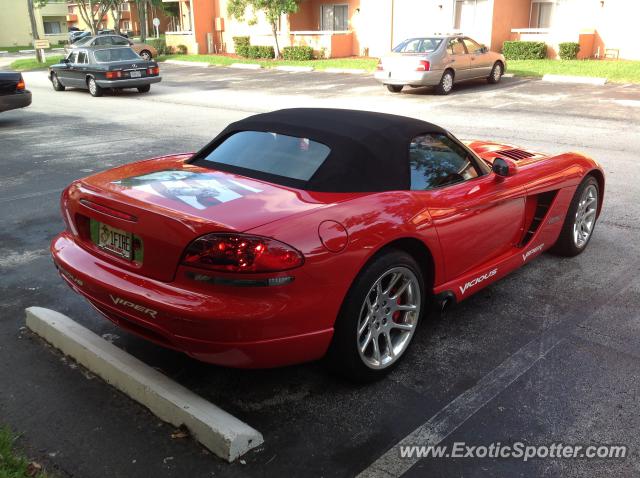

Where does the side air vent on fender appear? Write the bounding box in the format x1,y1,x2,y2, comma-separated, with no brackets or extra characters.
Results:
499,149,536,161
519,190,558,247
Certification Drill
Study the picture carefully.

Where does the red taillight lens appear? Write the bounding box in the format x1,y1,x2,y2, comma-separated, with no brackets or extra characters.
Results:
182,233,304,273
16,77,25,90
147,66,159,75
416,60,430,71
105,70,123,79
376,60,384,71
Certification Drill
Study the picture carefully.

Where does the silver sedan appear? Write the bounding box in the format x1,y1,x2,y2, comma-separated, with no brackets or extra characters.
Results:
374,35,506,95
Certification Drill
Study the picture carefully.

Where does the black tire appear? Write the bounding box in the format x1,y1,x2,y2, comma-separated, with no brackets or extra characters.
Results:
435,69,454,95
51,73,65,91
550,175,600,257
386,84,403,93
139,50,152,60
326,249,425,382
487,61,503,84
137,84,151,93
87,77,103,97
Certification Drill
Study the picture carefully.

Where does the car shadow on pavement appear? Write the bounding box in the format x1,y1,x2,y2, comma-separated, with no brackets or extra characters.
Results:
400,76,529,97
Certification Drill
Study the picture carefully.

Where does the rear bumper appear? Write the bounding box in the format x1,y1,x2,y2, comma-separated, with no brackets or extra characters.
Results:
95,76,161,88
0,91,32,112
51,232,334,368
374,70,443,86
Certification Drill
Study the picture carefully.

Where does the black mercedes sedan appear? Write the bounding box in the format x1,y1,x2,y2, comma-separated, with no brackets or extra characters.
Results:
48,46,161,97
0,72,32,113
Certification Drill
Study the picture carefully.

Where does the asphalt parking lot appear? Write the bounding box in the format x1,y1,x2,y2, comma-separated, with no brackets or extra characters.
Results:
1,63,640,477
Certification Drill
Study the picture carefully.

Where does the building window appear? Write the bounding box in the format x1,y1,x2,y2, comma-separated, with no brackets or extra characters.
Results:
453,0,489,31
530,1,553,28
321,4,348,31
122,20,131,30
43,21,61,34
120,2,130,11
67,5,74,13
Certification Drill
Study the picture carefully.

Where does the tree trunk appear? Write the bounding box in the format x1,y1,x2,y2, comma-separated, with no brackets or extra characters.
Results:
139,0,147,42
26,0,45,63
271,22,280,59
111,4,122,34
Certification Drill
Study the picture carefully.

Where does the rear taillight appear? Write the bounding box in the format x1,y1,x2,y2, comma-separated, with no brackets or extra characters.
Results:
416,60,430,72
147,66,159,75
16,77,25,90
376,60,384,71
181,233,304,273
105,70,123,79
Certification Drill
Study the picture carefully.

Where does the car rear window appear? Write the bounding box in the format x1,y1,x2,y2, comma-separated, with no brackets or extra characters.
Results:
393,38,443,53
94,47,139,62
202,131,331,181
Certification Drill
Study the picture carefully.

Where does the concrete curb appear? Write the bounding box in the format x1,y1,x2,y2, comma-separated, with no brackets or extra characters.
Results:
275,65,314,73
164,59,211,68
19,49,35,54
230,63,262,70
25,307,264,462
542,74,607,85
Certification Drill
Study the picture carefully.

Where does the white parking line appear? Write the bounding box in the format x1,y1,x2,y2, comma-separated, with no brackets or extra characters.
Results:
26,307,264,462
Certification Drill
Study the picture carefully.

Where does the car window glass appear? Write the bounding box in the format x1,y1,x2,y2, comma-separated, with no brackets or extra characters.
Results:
203,131,331,181
463,38,482,53
409,134,480,190
94,37,109,46
77,51,88,64
394,38,442,53
94,47,139,62
67,51,78,63
112,36,129,45
448,38,466,55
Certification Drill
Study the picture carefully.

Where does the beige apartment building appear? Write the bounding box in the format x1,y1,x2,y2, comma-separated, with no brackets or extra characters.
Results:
0,0,69,46
164,0,640,60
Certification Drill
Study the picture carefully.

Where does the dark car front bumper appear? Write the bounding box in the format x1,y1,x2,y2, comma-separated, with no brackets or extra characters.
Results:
0,90,32,112
95,76,161,88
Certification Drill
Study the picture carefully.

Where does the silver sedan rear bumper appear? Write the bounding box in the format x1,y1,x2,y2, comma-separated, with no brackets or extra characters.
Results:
374,70,443,87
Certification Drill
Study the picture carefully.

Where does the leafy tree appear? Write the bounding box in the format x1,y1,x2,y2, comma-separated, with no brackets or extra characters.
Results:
109,0,125,34
76,0,112,35
227,0,301,59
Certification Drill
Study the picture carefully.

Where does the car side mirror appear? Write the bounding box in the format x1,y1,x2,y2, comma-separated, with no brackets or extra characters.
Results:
128,40,133,46
478,46,488,54
492,157,518,178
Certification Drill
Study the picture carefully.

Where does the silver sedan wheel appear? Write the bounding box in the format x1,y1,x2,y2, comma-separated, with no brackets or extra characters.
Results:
357,267,421,370
493,63,503,81
573,184,598,248
442,72,453,93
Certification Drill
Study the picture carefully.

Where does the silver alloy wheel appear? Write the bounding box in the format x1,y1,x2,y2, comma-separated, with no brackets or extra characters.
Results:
493,63,502,81
573,184,598,248
356,266,421,370
88,78,97,95
442,72,453,92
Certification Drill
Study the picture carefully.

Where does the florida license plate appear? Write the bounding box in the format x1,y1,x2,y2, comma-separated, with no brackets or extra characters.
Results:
130,70,142,78
92,220,133,260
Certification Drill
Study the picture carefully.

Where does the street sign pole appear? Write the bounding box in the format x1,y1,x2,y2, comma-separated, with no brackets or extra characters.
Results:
153,17,160,39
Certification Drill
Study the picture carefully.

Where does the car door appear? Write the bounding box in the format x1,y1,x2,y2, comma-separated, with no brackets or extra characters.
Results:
57,51,77,85
409,133,526,282
71,50,90,88
463,37,493,78
445,38,471,81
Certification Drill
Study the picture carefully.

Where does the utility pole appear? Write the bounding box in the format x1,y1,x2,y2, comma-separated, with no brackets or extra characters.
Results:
26,0,45,63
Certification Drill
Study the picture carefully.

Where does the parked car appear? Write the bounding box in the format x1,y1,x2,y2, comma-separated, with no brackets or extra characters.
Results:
65,34,156,60
0,72,32,112
49,46,161,97
69,30,91,44
51,108,604,381
374,34,506,95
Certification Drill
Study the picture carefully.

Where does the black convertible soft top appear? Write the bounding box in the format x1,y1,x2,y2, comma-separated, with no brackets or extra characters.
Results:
190,108,448,192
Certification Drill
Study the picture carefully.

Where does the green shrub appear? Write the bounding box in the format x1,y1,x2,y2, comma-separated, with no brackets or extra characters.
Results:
232,36,250,56
148,38,167,54
244,45,275,59
176,44,187,54
282,46,314,61
502,41,547,60
558,42,580,60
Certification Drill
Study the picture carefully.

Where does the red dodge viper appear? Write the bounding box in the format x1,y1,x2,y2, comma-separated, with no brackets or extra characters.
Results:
51,109,604,381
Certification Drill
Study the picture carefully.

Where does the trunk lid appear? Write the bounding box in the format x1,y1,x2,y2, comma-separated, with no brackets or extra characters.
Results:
64,154,343,281
380,52,431,72
0,72,22,95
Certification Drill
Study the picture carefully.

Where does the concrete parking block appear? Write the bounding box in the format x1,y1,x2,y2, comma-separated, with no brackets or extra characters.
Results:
164,59,211,68
275,65,314,73
25,307,264,462
230,63,262,70
542,74,607,85
19,49,35,54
